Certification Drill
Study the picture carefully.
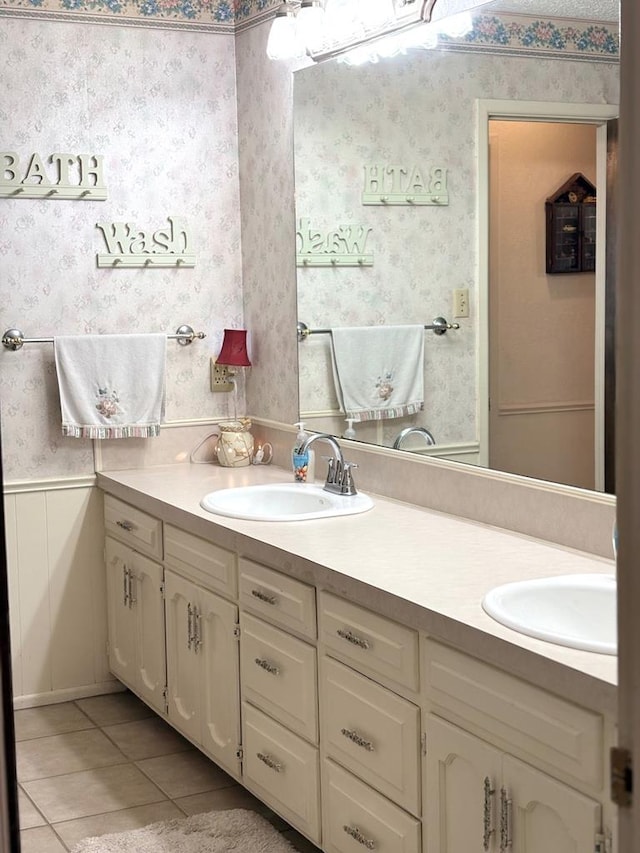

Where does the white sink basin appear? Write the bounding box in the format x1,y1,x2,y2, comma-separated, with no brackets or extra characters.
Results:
482,574,617,655
200,483,374,522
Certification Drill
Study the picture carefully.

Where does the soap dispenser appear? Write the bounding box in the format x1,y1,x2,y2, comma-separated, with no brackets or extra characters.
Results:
292,422,315,483
344,419,357,439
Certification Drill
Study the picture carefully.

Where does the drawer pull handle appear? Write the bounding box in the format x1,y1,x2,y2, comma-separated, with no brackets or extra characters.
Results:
483,776,495,851
251,589,278,606
341,727,374,751
254,657,280,676
343,825,376,849
116,520,135,532
256,752,283,773
337,628,370,650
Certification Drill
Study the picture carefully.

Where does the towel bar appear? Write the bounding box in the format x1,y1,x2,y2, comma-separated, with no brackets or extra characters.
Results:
1,325,206,352
296,317,460,343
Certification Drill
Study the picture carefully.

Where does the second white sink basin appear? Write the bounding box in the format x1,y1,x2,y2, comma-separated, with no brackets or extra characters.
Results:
482,573,617,655
200,483,374,522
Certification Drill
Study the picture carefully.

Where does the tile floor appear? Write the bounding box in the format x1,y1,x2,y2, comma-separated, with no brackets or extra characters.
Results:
15,690,321,852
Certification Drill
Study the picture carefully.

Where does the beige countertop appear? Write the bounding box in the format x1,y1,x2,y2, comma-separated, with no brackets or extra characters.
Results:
97,463,618,716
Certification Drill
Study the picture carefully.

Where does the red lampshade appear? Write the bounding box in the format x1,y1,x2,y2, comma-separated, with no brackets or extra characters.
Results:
216,329,252,367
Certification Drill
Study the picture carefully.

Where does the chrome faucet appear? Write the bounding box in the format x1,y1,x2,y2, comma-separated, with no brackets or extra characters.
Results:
298,433,359,496
392,426,436,451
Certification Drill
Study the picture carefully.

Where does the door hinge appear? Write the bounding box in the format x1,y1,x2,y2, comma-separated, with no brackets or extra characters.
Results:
233,625,241,640
236,746,244,761
595,830,613,853
162,685,169,715
611,746,633,807
159,581,165,599
421,732,427,756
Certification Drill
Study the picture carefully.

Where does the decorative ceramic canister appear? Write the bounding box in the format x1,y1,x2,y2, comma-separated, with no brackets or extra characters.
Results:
215,419,254,468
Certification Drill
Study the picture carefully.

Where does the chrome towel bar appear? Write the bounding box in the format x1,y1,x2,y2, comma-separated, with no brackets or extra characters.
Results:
297,317,460,343
1,324,206,351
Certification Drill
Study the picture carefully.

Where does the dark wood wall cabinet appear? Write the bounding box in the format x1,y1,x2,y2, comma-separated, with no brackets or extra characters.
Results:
545,172,597,274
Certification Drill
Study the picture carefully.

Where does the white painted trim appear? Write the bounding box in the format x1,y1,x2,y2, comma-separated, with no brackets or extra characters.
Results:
498,401,595,416
477,99,618,483
3,476,96,494
12,680,125,711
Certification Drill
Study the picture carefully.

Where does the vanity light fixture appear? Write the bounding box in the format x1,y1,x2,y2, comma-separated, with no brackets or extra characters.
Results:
266,0,486,63
266,2,306,60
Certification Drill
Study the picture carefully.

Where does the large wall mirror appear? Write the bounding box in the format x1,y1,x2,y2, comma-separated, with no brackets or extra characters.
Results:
293,0,619,495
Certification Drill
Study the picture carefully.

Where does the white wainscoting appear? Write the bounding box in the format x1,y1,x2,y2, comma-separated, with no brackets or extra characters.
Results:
3,479,121,709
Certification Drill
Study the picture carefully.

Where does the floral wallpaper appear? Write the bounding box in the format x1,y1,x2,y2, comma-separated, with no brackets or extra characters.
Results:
0,18,242,480
294,50,619,449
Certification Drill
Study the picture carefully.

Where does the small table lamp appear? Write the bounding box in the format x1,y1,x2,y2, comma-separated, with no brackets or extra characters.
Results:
216,329,252,419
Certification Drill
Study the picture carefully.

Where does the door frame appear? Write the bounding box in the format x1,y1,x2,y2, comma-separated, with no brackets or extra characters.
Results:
477,99,618,487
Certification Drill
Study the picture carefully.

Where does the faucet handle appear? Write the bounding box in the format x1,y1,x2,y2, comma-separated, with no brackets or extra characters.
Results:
341,461,359,495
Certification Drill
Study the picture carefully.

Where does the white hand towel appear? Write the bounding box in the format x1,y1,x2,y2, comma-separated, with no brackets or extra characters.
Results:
330,325,424,421
54,334,167,439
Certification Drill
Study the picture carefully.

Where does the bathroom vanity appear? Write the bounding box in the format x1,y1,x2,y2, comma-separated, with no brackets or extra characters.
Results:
97,463,616,853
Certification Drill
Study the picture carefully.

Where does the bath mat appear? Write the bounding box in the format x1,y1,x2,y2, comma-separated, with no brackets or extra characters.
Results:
69,808,298,853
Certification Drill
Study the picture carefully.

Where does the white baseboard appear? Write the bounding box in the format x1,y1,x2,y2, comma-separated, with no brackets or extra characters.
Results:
13,680,125,711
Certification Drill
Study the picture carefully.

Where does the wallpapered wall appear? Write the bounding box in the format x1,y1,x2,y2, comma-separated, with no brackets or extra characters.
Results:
294,50,619,449
0,18,242,481
0,2,620,483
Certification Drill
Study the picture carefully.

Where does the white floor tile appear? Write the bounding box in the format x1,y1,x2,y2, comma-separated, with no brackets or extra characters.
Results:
23,763,167,823
17,728,127,782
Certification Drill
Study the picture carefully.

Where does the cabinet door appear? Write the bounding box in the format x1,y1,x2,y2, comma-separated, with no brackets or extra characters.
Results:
131,552,165,714
503,755,601,853
105,536,136,686
165,570,200,743
198,586,241,775
424,715,502,853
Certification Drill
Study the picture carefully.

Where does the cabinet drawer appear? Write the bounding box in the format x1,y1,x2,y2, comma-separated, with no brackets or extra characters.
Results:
164,524,236,598
323,760,421,853
240,612,318,743
424,639,603,789
242,702,321,844
321,657,420,815
104,494,162,560
239,559,316,639
319,592,419,692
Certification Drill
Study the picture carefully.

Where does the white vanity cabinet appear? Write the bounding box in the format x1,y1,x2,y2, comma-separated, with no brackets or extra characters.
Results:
238,559,321,844
164,568,241,776
318,591,422,853
100,479,615,853
163,524,240,777
423,640,607,853
105,535,166,715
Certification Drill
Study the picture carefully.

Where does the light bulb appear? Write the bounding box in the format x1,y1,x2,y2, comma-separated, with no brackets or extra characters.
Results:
266,3,305,60
297,0,326,49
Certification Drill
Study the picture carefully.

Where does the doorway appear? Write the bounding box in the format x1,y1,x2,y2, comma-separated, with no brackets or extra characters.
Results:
477,100,618,492
488,119,598,490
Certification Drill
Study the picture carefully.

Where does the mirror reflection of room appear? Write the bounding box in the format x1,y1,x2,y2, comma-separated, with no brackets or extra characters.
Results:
294,13,618,493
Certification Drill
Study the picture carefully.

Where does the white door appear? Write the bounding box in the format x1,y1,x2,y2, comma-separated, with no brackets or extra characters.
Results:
105,536,136,686
165,569,200,742
131,552,165,714
198,586,241,775
424,715,502,853
503,754,601,853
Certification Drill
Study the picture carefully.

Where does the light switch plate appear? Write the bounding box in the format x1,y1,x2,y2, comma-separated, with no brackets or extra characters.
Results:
453,288,469,319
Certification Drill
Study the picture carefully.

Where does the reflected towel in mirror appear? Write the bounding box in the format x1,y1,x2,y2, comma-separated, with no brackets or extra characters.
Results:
330,325,424,421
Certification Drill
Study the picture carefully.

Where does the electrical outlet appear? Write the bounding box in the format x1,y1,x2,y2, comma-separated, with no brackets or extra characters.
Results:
453,287,470,319
210,359,234,393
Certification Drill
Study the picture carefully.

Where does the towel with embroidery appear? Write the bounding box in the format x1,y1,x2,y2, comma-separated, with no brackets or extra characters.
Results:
54,334,167,439
330,325,424,421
